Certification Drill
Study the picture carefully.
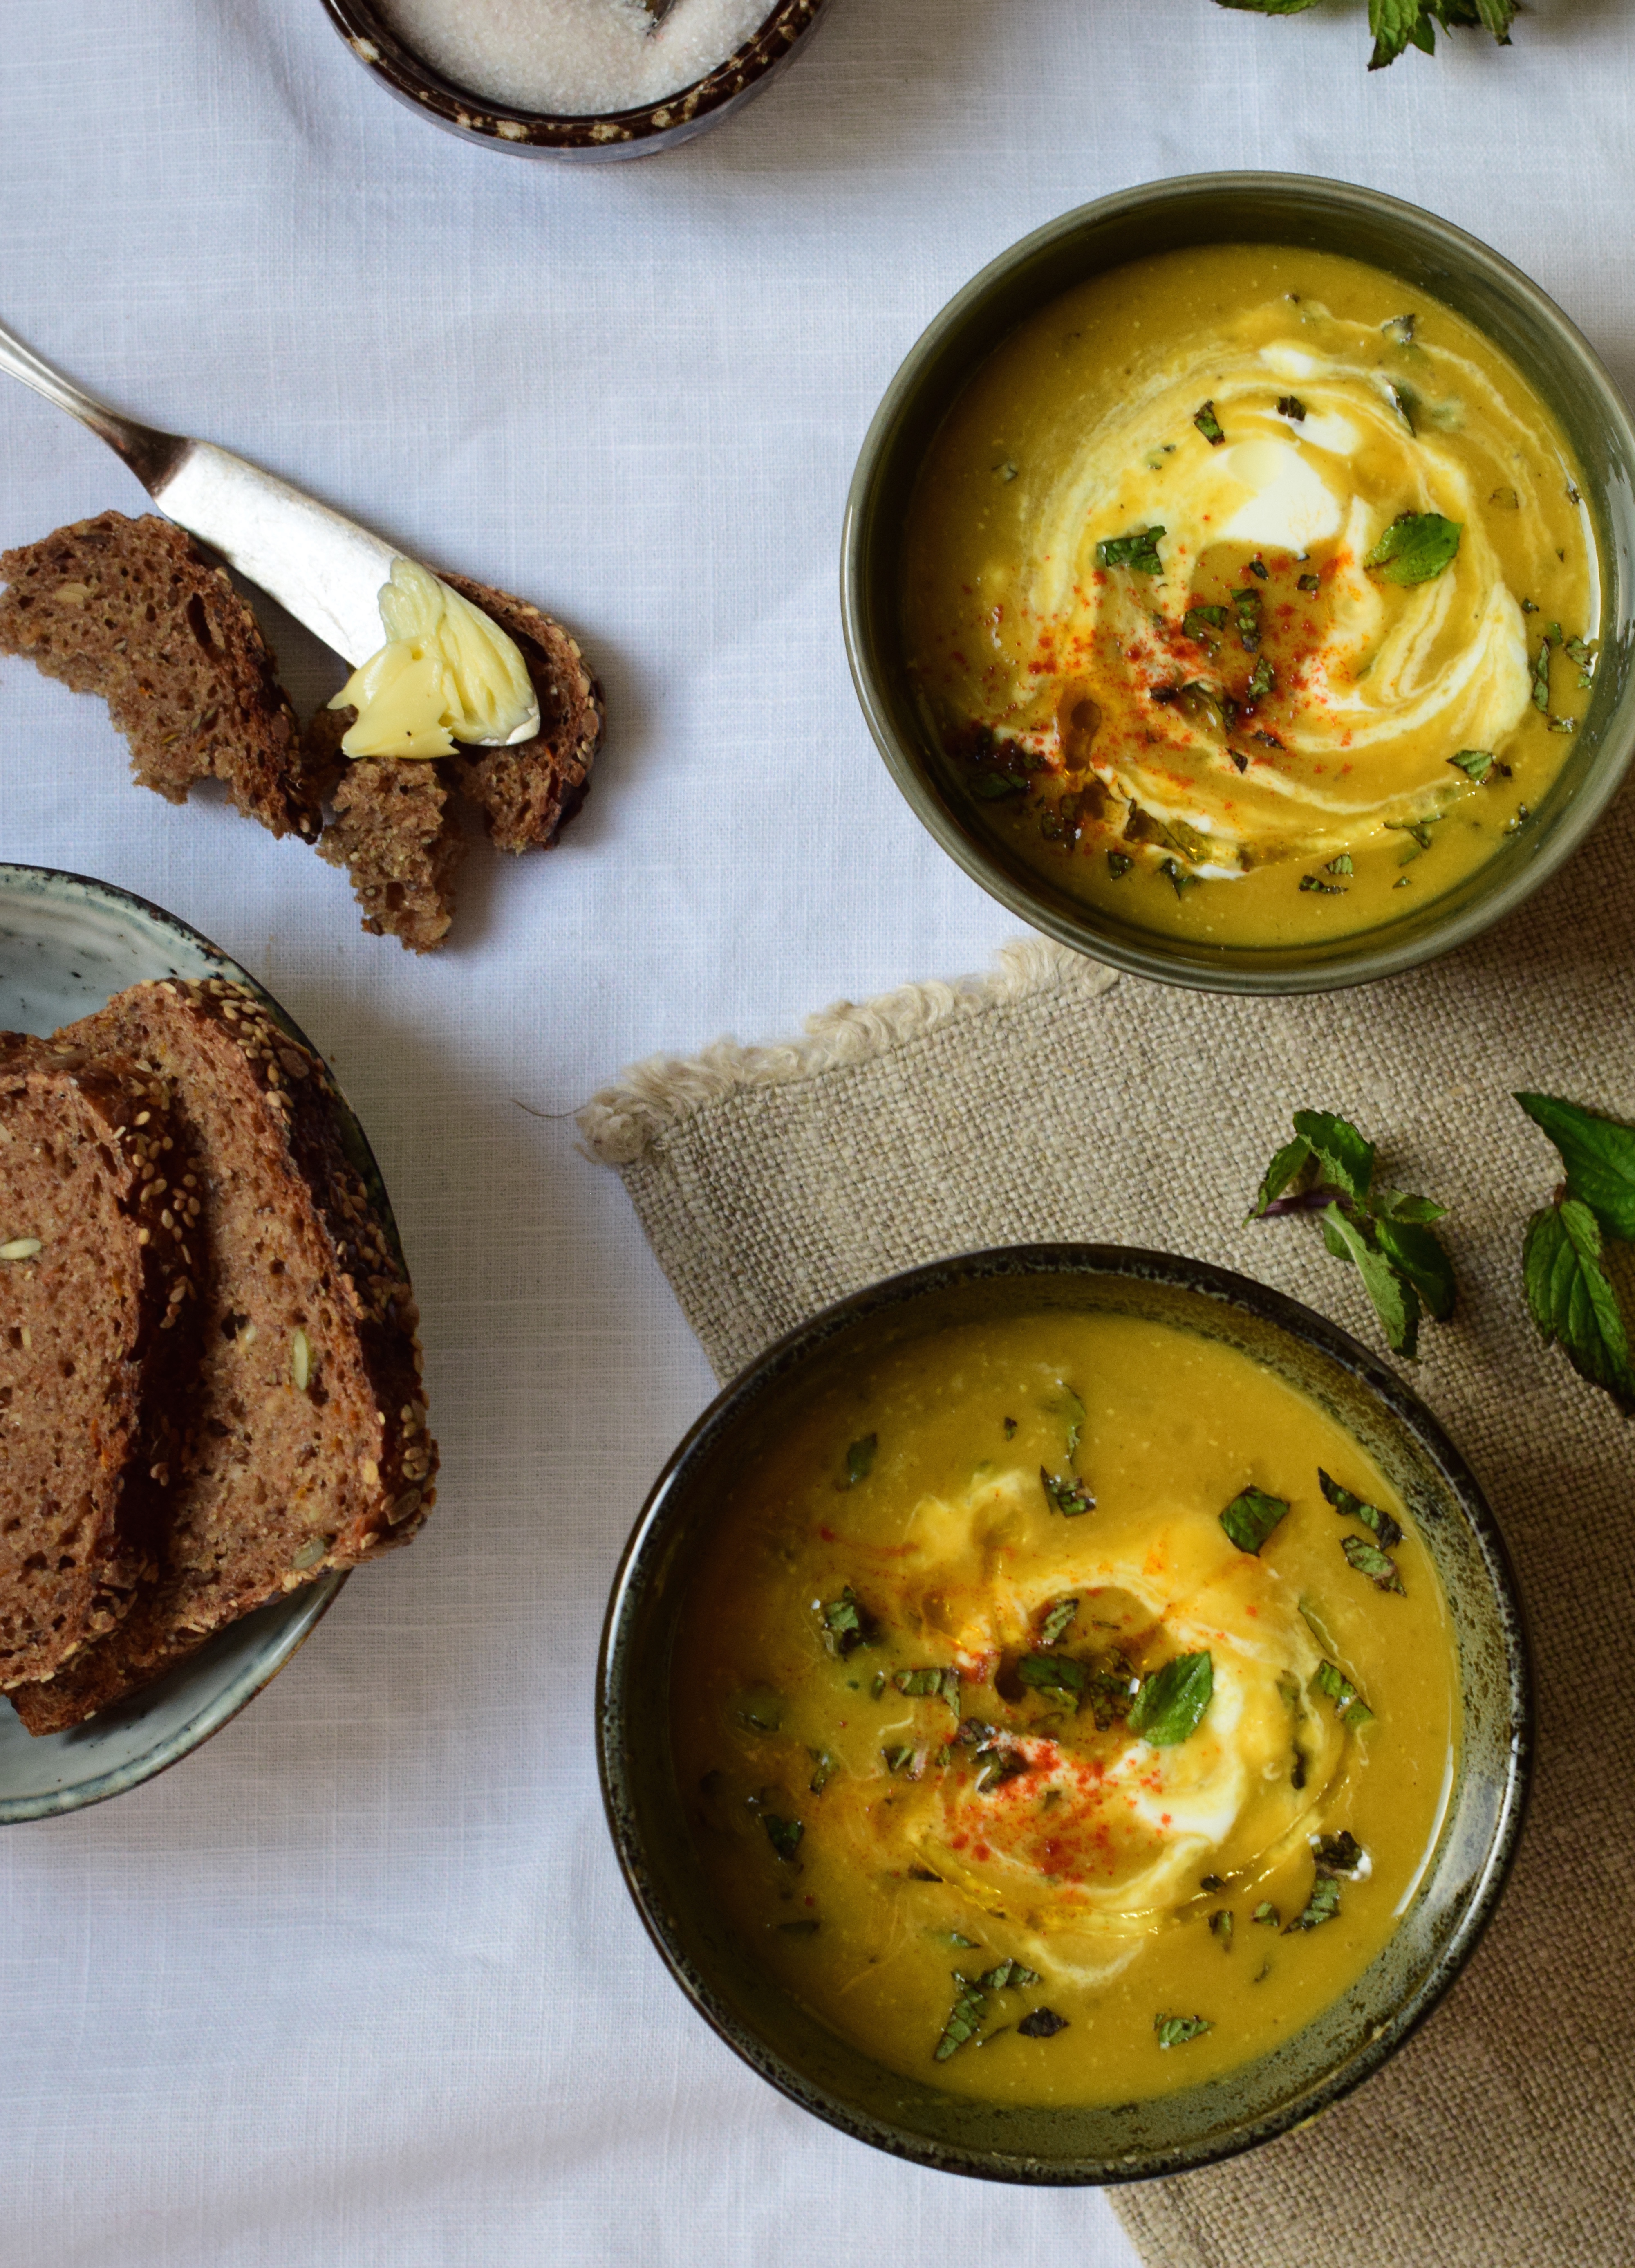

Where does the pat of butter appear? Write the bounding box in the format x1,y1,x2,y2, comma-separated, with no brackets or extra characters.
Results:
330,558,535,758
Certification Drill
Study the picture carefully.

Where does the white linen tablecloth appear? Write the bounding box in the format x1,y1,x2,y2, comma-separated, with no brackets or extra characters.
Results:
0,2,1627,2261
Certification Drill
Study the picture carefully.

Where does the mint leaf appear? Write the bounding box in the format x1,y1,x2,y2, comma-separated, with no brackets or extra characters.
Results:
1374,1214,1456,1321
1017,2006,1069,2038
1370,0,1427,69
1364,512,1462,584
844,1434,876,1487
1522,1198,1635,1414
762,1814,804,1863
1037,1596,1079,1649
1314,1829,1364,1874
1322,1202,1422,1359
977,1960,1040,1990
1129,1652,1214,1747
1194,400,1226,446
1219,1487,1290,1555
1532,634,1552,713
1317,1468,1404,1550
1449,747,1509,785
894,1666,961,1708
1096,526,1165,576
1016,1653,1088,1703
1050,1382,1087,1461
1315,1658,1376,1728
1292,1110,1375,1206
1041,1467,1095,1517
1155,2013,1214,2048
1252,1134,1312,1218
820,1586,878,1657
934,1974,987,2061
1517,1094,1635,1243
1286,1873,1342,1930
1342,1533,1406,1594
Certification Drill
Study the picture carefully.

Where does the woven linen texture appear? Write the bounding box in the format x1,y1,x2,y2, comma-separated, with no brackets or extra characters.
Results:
582,780,1635,2268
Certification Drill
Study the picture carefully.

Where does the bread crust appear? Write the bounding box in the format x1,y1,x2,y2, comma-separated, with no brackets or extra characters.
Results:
0,1036,203,1687
437,572,603,855
12,981,435,1734
0,511,327,841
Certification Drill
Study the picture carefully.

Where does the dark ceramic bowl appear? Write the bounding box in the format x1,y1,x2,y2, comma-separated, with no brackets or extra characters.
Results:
320,0,831,161
598,1245,1531,2183
0,865,406,1821
842,174,1635,996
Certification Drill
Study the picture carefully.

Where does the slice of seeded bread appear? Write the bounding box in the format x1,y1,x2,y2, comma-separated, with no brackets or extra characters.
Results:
0,511,331,841
12,979,435,1734
435,574,603,855
0,1036,203,1688
308,711,465,953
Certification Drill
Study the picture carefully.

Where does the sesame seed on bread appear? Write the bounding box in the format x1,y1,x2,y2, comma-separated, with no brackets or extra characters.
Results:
0,1035,204,1688
11,980,435,1735
0,511,330,841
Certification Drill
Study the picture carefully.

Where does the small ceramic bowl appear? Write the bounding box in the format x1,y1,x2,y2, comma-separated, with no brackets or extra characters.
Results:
320,0,831,161
0,864,400,1822
842,173,1635,996
599,1244,1531,2184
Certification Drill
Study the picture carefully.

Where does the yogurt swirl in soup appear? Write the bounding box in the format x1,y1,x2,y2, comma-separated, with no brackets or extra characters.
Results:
904,247,1596,947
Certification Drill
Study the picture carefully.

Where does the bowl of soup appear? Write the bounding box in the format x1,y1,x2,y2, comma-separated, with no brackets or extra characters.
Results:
598,1245,1530,2182
842,176,1635,994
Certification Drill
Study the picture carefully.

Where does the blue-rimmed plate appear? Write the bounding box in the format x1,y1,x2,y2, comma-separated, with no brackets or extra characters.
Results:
0,864,373,1820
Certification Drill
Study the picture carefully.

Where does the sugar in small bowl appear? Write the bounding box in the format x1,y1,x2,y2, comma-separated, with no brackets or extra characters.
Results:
321,0,831,159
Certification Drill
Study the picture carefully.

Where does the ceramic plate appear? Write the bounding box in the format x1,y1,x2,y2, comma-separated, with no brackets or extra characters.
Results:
0,864,356,1822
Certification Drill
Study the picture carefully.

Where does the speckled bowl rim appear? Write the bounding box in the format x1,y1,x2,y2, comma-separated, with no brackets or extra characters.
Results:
598,1242,1533,2184
841,172,1635,997
0,863,402,1822
318,0,832,159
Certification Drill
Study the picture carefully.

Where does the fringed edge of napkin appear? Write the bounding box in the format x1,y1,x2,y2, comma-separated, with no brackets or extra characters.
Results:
576,938,1117,1167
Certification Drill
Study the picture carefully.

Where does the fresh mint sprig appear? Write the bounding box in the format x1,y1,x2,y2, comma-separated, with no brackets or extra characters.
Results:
1214,0,1515,72
1250,1110,1455,1359
1517,1094,1635,1416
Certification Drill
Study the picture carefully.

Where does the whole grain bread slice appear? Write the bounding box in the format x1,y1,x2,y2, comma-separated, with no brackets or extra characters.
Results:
0,511,332,841
12,980,435,1734
0,1036,204,1688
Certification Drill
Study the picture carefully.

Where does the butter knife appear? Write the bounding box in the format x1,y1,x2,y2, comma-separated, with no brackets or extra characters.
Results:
0,317,540,746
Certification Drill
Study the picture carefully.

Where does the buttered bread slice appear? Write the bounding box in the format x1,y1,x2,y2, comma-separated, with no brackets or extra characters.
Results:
13,979,435,1734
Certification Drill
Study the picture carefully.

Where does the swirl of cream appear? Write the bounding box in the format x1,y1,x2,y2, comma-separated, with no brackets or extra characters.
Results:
1002,307,1550,868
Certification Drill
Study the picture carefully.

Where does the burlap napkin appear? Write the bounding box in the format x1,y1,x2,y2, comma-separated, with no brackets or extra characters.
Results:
578,784,1635,2268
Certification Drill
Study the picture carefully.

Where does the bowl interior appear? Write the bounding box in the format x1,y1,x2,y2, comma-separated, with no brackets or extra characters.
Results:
0,866,352,1821
320,0,829,159
843,175,1635,995
600,1247,1530,2183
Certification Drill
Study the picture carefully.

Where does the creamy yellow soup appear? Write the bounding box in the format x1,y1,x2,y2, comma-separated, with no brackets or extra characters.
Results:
902,246,1597,949
671,1313,1459,2107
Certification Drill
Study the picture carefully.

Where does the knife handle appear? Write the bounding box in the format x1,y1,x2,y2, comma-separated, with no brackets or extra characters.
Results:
0,316,185,491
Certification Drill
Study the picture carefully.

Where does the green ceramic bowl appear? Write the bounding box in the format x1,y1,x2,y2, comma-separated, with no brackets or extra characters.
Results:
842,174,1635,996
597,1246,1531,2184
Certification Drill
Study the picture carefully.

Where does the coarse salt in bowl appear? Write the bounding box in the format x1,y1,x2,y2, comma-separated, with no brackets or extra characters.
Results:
320,0,833,159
